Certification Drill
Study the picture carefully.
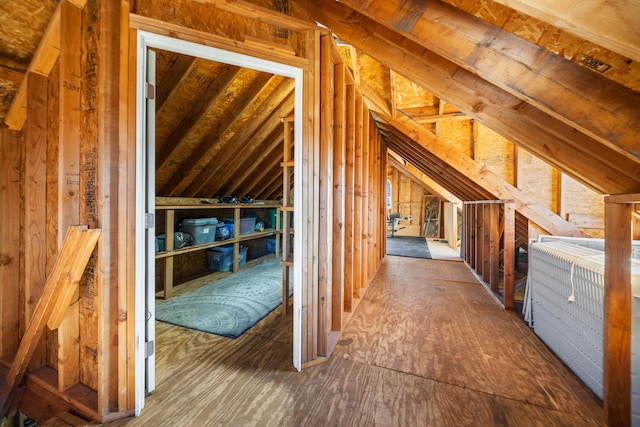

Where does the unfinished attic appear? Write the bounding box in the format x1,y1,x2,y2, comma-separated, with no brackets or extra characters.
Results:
0,0,638,425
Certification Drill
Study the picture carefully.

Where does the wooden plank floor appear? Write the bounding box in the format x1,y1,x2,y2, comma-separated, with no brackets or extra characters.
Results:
107,256,602,426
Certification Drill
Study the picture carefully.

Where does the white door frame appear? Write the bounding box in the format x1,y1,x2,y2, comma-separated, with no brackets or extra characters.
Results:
134,30,305,415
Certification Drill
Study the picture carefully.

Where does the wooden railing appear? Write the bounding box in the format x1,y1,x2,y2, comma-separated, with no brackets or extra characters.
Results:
463,200,515,309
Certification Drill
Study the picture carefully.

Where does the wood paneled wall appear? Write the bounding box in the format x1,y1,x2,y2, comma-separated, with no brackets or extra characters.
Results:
0,2,386,422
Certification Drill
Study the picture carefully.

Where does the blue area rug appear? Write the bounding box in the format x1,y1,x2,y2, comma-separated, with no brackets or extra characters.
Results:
156,259,284,338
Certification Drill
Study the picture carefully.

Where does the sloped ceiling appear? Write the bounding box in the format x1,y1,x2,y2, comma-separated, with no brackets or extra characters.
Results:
1,0,639,212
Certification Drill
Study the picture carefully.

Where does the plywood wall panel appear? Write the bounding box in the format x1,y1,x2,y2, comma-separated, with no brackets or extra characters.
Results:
561,174,605,238
474,123,515,185
438,120,472,157
516,147,555,212
387,165,429,237
394,73,437,110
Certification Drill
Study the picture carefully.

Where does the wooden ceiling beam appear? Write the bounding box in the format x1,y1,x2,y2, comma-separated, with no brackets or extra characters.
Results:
214,124,284,196
158,72,277,195
191,0,319,33
380,126,485,201
4,3,60,130
184,88,295,197
356,78,391,117
234,144,284,198
155,54,197,112
256,170,283,200
0,65,24,85
155,63,243,170
333,0,640,163
296,0,640,194
490,0,640,63
388,154,461,205
412,112,469,125
221,131,284,196
377,113,588,237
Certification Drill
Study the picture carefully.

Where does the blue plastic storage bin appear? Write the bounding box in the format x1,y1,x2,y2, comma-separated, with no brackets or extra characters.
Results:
207,244,247,271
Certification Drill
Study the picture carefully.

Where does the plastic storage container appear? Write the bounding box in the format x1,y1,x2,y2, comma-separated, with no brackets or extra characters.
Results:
207,248,232,272
207,244,248,271
240,217,256,235
267,238,276,253
223,218,257,236
180,217,217,245
156,234,165,252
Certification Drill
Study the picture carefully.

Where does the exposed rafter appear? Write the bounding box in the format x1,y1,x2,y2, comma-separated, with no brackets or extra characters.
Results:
337,0,640,163
375,112,587,237
296,0,640,195
489,0,640,63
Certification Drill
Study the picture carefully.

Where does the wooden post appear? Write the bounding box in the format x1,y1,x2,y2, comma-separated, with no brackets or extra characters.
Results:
24,72,49,371
489,203,500,292
603,194,636,427
502,201,515,310
317,34,334,355
332,63,346,330
343,83,355,312
0,130,22,360
353,94,363,299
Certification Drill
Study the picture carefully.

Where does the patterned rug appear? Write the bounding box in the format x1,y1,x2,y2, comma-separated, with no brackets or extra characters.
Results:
386,236,432,259
156,259,284,338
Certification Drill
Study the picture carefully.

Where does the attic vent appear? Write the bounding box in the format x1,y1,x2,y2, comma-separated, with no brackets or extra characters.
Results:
273,0,290,39
578,54,611,73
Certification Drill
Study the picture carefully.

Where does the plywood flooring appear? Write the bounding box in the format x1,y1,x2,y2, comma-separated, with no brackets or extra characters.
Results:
106,256,602,426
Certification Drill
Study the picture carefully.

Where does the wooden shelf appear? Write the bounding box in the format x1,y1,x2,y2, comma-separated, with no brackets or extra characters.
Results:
155,200,282,299
155,229,280,259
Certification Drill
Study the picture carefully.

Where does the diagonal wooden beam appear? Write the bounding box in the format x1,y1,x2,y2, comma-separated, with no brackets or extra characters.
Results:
296,0,640,195
220,129,284,196
388,153,461,205
0,66,24,86
158,72,276,196
333,0,640,163
185,88,295,197
234,143,284,197
377,112,587,237
490,0,640,63
213,123,284,196
155,63,242,170
155,54,197,112
0,226,100,418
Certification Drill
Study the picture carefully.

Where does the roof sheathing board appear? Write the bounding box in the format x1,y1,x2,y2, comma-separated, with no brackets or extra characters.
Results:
442,0,640,92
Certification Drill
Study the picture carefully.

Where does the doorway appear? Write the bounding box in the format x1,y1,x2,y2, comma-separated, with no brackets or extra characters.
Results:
134,30,304,415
